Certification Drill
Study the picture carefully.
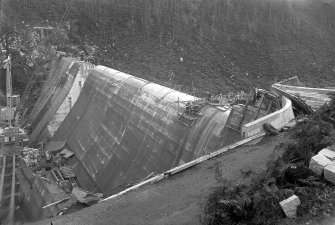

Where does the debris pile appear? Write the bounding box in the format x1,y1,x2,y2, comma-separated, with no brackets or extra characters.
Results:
22,143,104,215
59,166,76,179
71,187,103,205
57,188,103,215
21,147,39,167
20,142,79,197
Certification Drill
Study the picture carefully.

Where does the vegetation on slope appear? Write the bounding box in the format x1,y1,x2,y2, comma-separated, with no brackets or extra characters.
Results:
203,95,335,225
2,0,335,95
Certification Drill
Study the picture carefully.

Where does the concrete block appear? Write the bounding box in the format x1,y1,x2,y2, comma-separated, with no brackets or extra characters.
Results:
324,162,335,185
279,195,301,218
309,154,332,176
319,148,335,160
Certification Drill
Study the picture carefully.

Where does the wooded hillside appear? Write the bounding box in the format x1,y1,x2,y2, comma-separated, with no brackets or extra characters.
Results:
4,0,335,94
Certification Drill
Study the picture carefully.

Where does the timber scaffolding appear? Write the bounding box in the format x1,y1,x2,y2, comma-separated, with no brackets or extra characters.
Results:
0,127,25,224
177,98,230,127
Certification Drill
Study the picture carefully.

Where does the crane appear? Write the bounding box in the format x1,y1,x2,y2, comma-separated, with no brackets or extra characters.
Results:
3,55,12,127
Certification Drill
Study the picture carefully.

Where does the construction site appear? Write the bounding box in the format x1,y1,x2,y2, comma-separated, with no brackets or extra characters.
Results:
0,0,335,224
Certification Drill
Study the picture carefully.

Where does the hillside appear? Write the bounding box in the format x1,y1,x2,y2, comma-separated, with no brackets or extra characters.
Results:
3,0,335,94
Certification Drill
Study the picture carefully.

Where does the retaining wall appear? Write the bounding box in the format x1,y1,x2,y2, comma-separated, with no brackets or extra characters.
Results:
242,96,294,138
47,62,94,136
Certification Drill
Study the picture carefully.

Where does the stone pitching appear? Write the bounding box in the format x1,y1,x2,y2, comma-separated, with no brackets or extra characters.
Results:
279,195,301,218
309,153,332,176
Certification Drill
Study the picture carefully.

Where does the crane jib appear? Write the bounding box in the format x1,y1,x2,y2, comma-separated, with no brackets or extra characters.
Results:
4,56,13,126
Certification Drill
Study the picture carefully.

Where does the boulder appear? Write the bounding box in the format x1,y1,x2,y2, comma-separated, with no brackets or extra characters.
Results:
324,163,335,185
263,123,279,135
309,154,332,176
319,148,335,160
279,195,301,218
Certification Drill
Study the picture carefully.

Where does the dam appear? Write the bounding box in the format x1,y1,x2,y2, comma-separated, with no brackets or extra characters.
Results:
4,54,297,222
51,65,240,194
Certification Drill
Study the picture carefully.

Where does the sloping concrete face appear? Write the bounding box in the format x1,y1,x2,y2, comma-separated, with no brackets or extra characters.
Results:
28,54,65,125
28,57,92,146
47,62,94,136
52,66,234,195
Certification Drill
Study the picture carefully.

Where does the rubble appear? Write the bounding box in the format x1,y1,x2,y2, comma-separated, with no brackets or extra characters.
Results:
71,187,103,205
279,195,301,218
60,149,74,159
21,147,39,166
59,166,76,179
309,154,332,176
60,180,72,193
263,123,279,135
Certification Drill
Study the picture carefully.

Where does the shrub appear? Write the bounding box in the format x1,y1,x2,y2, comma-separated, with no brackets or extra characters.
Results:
204,95,335,225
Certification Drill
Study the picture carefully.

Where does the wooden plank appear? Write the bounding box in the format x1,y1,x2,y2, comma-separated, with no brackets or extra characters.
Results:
42,197,70,209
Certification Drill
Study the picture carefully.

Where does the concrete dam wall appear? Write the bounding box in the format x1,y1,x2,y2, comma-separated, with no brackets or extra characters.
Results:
25,56,297,197
27,56,92,146
52,66,236,195
242,96,294,138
